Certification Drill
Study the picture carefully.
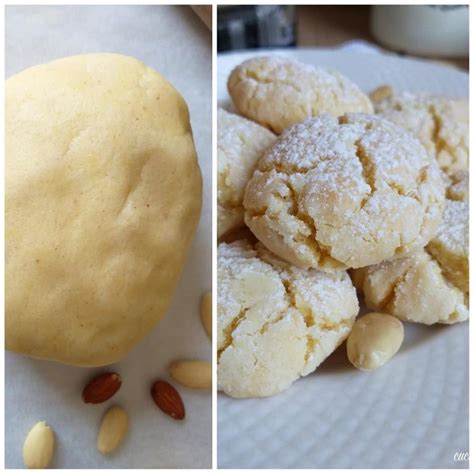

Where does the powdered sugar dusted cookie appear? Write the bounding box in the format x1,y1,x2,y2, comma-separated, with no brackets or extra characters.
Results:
244,113,446,271
228,56,373,134
352,194,468,325
218,239,358,398
426,199,469,294
218,108,276,238
351,249,468,325
372,86,469,174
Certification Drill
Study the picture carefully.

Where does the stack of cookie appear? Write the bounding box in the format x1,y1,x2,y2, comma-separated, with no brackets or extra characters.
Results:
217,56,469,398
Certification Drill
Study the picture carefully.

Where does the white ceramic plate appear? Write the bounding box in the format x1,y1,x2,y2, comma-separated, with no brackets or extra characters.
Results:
5,5,211,468
217,48,469,469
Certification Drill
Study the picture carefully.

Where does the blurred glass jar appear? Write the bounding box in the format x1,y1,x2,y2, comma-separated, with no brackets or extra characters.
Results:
371,5,469,58
218,5,296,52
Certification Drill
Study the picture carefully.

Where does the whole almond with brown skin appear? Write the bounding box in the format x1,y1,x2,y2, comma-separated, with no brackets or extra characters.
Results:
151,380,185,420
82,372,122,404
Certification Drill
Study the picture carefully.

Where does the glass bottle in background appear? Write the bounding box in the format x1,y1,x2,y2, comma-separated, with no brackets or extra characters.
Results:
218,5,296,52
371,5,469,58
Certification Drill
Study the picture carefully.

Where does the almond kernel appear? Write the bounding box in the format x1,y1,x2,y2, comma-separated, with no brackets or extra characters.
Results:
82,372,122,404
23,421,55,469
97,406,128,455
151,380,185,420
169,360,212,389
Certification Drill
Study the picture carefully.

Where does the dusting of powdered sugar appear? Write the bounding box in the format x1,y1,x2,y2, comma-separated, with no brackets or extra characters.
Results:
218,108,276,205
238,56,370,106
373,87,469,173
244,113,446,269
217,238,359,396
430,199,468,255
228,56,373,134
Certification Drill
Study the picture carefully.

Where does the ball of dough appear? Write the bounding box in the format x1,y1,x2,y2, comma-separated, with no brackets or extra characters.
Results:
371,86,469,174
228,56,373,134
218,108,276,238
6,54,202,366
426,199,469,294
244,113,445,271
217,239,359,398
351,250,468,325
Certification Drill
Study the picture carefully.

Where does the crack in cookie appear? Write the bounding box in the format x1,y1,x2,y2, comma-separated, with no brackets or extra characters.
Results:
244,113,445,271
372,86,468,174
217,239,359,398
352,249,468,325
228,56,373,134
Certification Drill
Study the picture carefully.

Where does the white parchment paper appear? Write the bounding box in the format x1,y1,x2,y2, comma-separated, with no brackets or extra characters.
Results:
6,5,211,468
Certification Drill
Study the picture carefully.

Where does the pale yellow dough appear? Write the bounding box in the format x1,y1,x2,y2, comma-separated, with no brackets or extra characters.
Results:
244,113,445,271
218,108,276,238
6,54,202,366
217,240,359,398
372,86,469,174
228,56,373,134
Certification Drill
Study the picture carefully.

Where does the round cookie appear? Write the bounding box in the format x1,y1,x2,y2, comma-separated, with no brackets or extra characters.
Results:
218,239,359,398
351,249,468,325
228,56,373,134
244,113,445,271
371,86,469,174
6,54,202,366
218,108,276,238
426,199,469,294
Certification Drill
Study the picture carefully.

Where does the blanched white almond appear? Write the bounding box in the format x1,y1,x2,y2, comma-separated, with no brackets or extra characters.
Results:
169,360,212,389
347,312,404,371
23,421,55,469
200,291,212,339
97,406,128,455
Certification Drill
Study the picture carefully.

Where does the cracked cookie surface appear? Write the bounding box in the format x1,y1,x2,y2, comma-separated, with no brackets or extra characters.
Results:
244,113,446,271
351,249,468,325
445,170,469,202
228,56,373,134
217,239,358,398
352,191,468,324
6,53,202,366
372,86,469,174
426,199,469,294
218,108,276,238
